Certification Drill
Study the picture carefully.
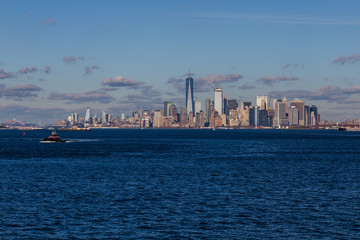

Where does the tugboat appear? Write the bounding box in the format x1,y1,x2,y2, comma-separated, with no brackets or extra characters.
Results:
43,131,66,142
338,127,347,131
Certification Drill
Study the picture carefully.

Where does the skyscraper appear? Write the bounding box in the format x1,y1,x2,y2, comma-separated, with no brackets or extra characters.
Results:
290,99,305,126
274,99,288,128
214,88,223,114
185,72,194,116
288,106,299,126
169,104,178,121
194,99,201,114
205,98,211,123
256,96,270,110
304,105,310,126
180,107,188,127
85,107,91,122
227,99,238,115
164,101,173,117
259,109,268,127
310,105,318,126
223,94,228,116
102,111,107,124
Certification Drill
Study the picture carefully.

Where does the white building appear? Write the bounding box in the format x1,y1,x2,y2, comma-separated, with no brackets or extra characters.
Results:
214,88,223,114
256,96,271,110
194,99,201,114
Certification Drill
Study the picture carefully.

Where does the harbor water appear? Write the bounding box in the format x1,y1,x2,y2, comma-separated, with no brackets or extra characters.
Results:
1,129,360,239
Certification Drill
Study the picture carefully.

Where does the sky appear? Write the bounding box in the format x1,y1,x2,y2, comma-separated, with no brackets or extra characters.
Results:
0,0,359,123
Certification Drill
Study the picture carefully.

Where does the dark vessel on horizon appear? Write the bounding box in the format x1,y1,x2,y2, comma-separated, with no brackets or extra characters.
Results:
43,131,66,142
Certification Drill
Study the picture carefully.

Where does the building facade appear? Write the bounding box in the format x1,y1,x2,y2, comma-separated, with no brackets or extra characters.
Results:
185,74,194,116
214,88,223,114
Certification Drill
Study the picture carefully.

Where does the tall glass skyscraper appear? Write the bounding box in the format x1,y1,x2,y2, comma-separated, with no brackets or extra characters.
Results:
185,73,194,116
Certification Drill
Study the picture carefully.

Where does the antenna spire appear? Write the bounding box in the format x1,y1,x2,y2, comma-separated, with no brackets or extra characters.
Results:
188,66,191,77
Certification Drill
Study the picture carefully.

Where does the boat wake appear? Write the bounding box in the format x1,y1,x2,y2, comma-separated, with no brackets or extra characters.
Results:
40,139,102,143
65,139,102,143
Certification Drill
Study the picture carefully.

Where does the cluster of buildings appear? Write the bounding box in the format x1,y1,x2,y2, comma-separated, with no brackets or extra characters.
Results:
57,73,320,129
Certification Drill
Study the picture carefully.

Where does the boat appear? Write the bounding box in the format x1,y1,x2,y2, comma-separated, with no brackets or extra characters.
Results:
43,131,66,142
338,127,360,132
58,127,91,131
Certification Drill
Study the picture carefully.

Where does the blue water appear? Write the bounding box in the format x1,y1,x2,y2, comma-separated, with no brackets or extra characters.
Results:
1,129,360,239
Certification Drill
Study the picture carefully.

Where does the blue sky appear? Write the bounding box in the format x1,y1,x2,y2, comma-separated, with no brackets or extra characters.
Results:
0,0,359,123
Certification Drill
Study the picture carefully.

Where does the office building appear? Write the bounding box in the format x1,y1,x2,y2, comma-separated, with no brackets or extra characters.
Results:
310,105,318,126
169,104,178,121
304,105,310,126
214,88,224,114
249,106,255,126
288,106,299,126
85,107,91,122
223,95,228,116
259,110,268,127
185,73,194,116
205,98,211,123
164,102,173,117
227,99,238,115
290,99,305,126
195,99,201,114
180,107,188,127
256,96,270,110
274,98,288,128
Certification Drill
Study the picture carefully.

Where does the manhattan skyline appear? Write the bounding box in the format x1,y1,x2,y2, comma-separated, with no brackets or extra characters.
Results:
1,0,360,123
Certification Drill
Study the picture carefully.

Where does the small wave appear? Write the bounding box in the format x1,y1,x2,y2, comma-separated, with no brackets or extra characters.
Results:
65,139,102,143
40,139,102,143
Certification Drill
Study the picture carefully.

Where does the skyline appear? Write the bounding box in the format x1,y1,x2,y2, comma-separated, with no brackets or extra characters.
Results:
1,1,360,123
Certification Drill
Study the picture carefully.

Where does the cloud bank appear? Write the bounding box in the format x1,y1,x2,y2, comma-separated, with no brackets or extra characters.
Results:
0,69,13,79
44,18,56,25
84,65,101,75
62,56,85,64
168,73,243,93
18,67,38,74
258,75,299,85
0,84,42,100
49,90,115,103
332,54,360,65
268,85,360,104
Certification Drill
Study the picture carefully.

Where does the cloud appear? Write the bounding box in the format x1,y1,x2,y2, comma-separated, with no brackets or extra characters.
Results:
100,87,119,92
62,56,85,64
44,18,56,25
258,75,299,85
283,64,292,69
0,103,68,124
267,85,360,104
84,65,101,75
239,84,256,90
48,90,115,103
282,63,299,69
101,76,145,88
187,12,356,25
17,67,38,74
168,73,243,93
332,54,360,65
114,84,165,112
44,66,51,74
0,84,42,100
0,69,13,79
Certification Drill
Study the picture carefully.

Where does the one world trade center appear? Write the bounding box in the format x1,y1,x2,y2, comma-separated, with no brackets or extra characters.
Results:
185,71,194,116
